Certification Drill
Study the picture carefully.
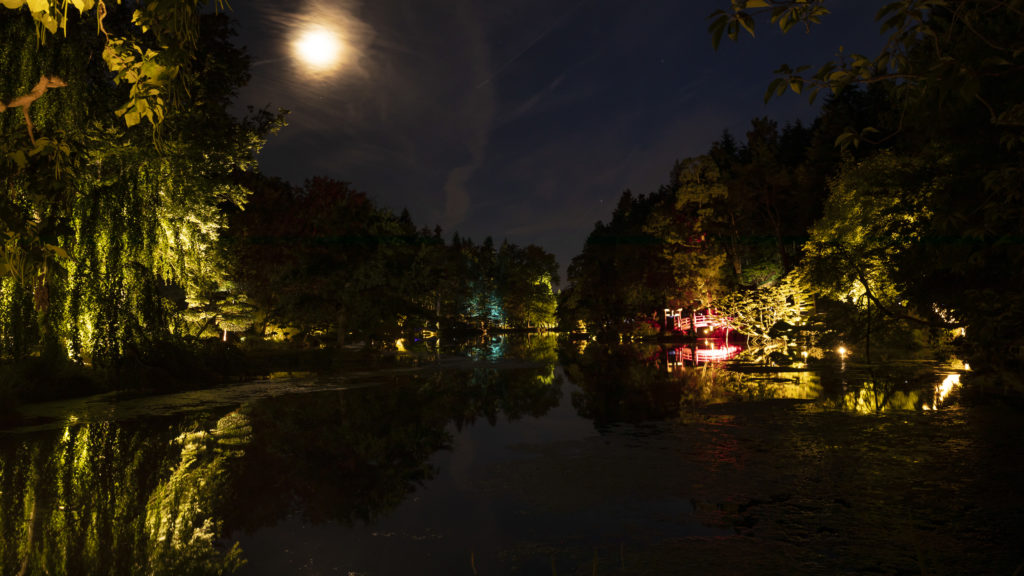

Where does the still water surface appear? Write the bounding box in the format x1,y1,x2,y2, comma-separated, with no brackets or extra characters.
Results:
2,335,1022,575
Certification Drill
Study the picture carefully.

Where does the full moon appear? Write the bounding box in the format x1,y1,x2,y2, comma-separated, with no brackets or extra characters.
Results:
292,25,344,75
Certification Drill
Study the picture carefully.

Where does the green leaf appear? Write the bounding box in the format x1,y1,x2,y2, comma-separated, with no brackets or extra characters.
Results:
808,86,822,105
981,56,1011,67
709,14,727,51
827,70,849,83
0,0,26,9
124,109,142,127
738,12,756,37
8,150,27,170
777,11,794,33
39,12,58,33
727,21,739,42
834,131,857,150
25,0,46,12
881,13,906,33
140,59,167,80
44,243,70,260
875,1,902,21
765,77,785,103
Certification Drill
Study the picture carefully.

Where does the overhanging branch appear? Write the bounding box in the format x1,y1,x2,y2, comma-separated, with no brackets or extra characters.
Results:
0,75,68,146
855,270,963,329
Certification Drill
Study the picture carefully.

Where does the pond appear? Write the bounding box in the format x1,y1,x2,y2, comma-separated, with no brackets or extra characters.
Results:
1,335,1022,575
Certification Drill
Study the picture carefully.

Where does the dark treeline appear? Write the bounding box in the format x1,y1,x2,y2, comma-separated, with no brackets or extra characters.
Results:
225,173,559,347
0,6,557,401
562,1,1024,393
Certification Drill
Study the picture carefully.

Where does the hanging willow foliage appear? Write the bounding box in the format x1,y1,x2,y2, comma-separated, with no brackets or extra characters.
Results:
1,9,280,365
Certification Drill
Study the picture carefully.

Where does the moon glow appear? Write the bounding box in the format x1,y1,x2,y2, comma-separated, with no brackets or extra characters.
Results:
292,24,344,75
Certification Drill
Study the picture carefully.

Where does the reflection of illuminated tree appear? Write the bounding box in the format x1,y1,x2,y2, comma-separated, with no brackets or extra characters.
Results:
0,412,248,576
1,343,562,571
721,369,822,403
824,376,922,414
814,365,959,413
146,411,250,575
1,423,161,575
561,344,689,426
503,333,559,365
226,361,561,530
227,385,453,529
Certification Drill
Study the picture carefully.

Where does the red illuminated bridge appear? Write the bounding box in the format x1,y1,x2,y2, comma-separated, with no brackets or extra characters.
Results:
664,309,733,335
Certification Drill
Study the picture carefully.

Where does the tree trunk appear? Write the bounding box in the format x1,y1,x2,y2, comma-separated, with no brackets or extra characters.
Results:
866,294,871,363
729,211,743,277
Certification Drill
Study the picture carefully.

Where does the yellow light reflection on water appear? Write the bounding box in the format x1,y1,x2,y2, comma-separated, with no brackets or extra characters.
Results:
923,373,962,410
842,387,922,413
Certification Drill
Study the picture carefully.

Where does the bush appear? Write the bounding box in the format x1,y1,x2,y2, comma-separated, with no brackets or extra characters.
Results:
0,356,103,403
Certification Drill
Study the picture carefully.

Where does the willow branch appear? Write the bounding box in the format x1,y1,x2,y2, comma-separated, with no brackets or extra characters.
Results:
0,75,68,146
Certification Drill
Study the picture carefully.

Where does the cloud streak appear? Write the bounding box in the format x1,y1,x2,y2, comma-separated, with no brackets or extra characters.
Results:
440,0,496,232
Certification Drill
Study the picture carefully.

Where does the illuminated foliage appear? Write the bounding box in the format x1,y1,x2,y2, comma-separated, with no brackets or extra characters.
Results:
495,241,559,329
715,270,814,343
0,9,278,366
1,0,230,133
714,1,1024,147
645,156,730,309
802,152,941,319
713,0,1024,383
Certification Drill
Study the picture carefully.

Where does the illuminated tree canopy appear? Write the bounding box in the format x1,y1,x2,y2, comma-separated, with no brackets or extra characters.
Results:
1,5,279,369
711,0,1024,383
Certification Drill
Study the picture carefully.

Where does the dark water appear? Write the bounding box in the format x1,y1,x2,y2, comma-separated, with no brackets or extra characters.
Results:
2,336,1023,575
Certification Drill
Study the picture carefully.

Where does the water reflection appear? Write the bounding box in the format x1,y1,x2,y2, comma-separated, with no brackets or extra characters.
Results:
393,333,560,365
0,336,978,574
560,342,970,420
0,337,562,575
925,373,962,410
665,339,743,369
0,412,246,576
224,364,561,532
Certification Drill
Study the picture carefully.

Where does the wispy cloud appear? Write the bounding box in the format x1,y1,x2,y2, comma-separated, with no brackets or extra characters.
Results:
504,73,565,122
475,0,590,89
439,0,496,232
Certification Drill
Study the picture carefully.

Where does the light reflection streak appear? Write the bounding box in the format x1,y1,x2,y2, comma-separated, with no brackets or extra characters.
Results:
666,343,742,370
923,373,961,410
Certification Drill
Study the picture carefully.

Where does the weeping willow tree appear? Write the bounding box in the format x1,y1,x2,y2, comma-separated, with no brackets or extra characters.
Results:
0,5,279,367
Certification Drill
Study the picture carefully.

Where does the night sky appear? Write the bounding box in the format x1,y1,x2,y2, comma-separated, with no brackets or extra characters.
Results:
232,0,886,279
